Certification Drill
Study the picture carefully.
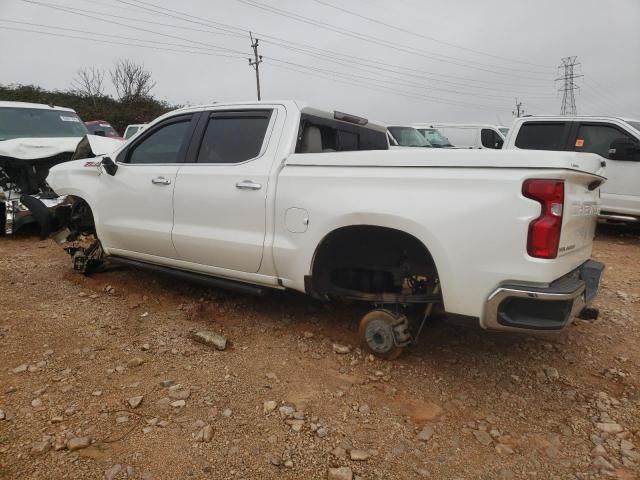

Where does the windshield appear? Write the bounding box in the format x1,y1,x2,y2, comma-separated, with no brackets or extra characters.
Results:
0,107,88,141
388,126,431,147
628,121,640,132
499,127,509,137
416,128,453,147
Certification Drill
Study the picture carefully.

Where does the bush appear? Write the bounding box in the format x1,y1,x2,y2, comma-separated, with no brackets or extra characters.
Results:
0,84,177,135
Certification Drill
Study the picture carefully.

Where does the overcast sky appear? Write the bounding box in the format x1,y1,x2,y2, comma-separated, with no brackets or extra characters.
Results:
1,0,638,125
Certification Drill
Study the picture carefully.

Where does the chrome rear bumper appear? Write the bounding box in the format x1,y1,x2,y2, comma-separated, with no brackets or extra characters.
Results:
482,260,604,332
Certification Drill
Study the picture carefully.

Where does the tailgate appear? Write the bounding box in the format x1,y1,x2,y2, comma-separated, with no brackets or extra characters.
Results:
558,171,601,259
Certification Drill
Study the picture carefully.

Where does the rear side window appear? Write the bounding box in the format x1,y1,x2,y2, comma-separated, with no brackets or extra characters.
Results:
196,111,272,164
575,124,638,160
515,122,567,150
127,119,191,164
436,127,476,148
296,114,388,153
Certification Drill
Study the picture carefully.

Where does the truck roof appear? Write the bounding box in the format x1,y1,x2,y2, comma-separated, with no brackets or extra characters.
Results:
414,123,504,129
515,115,640,124
171,100,388,134
0,100,76,112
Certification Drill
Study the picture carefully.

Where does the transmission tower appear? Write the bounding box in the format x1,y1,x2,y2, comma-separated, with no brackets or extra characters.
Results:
556,56,583,116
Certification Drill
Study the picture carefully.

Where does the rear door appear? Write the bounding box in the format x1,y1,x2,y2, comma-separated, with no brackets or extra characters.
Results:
570,122,640,214
171,108,280,273
513,121,572,151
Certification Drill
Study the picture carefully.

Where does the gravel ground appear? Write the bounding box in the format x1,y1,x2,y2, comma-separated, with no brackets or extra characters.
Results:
0,225,639,480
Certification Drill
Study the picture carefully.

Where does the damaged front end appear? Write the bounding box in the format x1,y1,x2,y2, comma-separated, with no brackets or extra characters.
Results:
0,153,75,236
1,134,121,236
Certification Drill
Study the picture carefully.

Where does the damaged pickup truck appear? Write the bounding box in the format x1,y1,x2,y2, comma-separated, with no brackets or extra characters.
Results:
35,101,606,358
0,101,121,235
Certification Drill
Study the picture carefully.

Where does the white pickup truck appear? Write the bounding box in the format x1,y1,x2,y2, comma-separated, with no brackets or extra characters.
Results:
504,116,640,224
35,101,605,358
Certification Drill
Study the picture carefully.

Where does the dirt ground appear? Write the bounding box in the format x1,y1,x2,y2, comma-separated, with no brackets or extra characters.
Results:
1,225,639,480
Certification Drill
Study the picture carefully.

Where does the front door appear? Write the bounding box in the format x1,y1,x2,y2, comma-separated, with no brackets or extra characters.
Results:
172,108,279,273
97,114,198,260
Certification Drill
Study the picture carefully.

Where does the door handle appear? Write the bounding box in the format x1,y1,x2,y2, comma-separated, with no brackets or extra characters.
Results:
236,180,262,190
151,177,171,185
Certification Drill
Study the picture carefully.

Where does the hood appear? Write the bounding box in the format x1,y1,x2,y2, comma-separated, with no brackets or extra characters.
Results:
71,134,124,160
0,137,82,160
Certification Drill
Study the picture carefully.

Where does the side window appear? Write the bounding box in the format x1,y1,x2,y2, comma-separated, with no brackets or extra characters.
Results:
481,129,503,149
296,115,388,153
128,120,190,164
196,112,271,164
515,122,567,150
575,124,639,161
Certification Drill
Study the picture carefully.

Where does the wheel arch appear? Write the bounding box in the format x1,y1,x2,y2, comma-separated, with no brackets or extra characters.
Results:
307,220,450,304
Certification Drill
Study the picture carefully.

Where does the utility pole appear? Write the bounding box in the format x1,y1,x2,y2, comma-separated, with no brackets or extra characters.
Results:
556,56,583,116
512,98,524,117
248,32,263,101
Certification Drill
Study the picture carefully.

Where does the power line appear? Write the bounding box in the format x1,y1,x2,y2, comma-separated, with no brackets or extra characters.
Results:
0,25,246,60
556,56,582,116
0,19,243,55
110,0,555,90
234,0,554,80
308,0,555,70
21,0,249,56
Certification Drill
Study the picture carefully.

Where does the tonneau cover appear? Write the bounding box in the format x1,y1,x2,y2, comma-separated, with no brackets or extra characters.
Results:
286,149,606,178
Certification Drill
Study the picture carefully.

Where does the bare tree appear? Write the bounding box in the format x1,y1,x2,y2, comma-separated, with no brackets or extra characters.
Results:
110,59,156,101
71,67,105,105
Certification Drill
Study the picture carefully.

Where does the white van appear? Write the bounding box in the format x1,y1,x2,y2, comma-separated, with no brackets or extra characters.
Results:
416,123,505,149
504,116,640,223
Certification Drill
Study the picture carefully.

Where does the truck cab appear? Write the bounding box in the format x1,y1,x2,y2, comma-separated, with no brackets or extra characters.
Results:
420,123,505,149
504,116,640,223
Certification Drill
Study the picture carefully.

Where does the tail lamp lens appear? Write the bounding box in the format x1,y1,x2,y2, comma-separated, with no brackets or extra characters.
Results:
523,179,565,259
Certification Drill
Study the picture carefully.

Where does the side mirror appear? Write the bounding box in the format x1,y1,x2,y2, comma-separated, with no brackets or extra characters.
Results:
101,156,118,176
609,138,639,160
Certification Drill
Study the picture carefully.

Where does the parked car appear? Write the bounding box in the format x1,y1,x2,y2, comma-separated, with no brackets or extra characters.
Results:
85,120,122,140
35,101,605,358
123,123,147,140
1,101,88,235
387,125,432,147
503,116,640,224
425,123,505,149
412,125,454,147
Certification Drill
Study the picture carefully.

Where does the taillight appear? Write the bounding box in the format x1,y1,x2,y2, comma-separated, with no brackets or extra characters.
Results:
523,179,564,259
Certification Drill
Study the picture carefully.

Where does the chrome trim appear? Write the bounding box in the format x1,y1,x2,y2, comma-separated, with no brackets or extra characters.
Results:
599,214,639,223
482,282,586,333
235,180,262,190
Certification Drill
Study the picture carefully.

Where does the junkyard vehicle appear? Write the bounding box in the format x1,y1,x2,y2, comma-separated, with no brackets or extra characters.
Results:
504,116,640,224
0,102,123,235
37,101,605,358
85,120,122,140
412,126,454,147
387,125,432,148
123,123,147,139
423,123,505,149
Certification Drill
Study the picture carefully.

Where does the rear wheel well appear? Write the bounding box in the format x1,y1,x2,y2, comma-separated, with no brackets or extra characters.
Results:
310,225,439,302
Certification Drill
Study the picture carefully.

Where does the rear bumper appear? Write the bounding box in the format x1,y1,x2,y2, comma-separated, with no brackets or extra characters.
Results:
482,259,604,332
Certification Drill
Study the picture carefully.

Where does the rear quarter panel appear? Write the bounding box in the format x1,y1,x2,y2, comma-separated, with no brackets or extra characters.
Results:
273,163,598,319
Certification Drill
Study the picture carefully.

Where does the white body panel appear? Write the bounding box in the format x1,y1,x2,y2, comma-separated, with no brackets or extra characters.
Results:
47,101,604,326
504,116,640,218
